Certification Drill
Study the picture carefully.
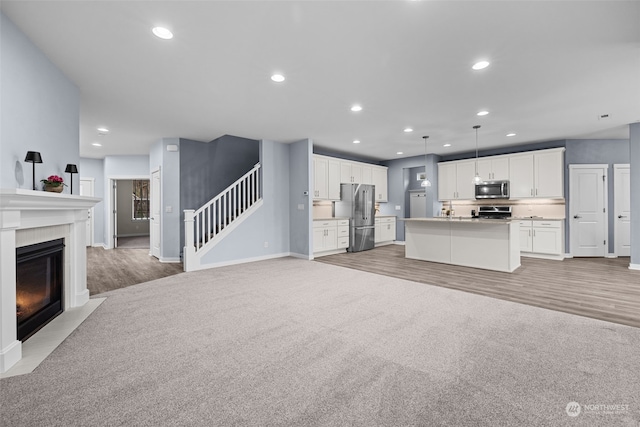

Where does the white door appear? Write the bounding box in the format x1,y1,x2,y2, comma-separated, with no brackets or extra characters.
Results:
79,178,94,247
150,169,161,259
569,165,607,257
112,180,118,248
614,164,631,257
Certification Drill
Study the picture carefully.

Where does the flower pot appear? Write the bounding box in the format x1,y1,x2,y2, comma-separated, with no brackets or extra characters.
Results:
44,184,64,193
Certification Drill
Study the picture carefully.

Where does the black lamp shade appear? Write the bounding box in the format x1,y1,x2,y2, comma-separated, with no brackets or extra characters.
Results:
65,164,78,173
25,151,43,163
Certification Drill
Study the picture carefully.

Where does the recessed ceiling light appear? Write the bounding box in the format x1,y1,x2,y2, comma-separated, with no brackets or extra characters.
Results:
477,111,489,116
97,127,109,134
506,133,516,137
443,143,451,147
472,61,490,70
396,151,403,155
353,140,361,144
92,142,102,147
404,127,413,133
152,27,173,40
350,105,362,112
271,74,285,83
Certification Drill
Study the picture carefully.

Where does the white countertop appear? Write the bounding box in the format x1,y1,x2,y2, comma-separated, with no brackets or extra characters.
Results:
313,217,349,221
403,217,513,223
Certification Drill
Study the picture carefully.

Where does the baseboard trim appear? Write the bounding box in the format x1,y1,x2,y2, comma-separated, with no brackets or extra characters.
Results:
629,263,640,271
92,243,107,249
564,253,573,259
159,257,181,263
313,249,347,258
393,241,405,246
521,252,564,261
117,233,150,238
605,253,617,259
190,252,292,271
374,241,395,247
289,252,312,260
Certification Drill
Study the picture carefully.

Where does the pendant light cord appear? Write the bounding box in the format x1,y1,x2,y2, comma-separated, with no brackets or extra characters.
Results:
473,125,481,176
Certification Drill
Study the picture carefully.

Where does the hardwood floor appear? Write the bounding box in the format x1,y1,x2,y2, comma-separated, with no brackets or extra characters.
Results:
316,245,640,328
87,247,183,295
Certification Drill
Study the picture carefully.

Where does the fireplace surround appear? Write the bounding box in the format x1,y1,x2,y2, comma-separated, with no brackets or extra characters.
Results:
0,189,100,373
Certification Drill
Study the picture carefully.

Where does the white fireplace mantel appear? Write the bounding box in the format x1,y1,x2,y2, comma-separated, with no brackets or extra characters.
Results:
0,188,101,373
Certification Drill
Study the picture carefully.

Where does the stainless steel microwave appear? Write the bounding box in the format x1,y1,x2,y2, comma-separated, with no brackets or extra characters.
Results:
475,180,510,199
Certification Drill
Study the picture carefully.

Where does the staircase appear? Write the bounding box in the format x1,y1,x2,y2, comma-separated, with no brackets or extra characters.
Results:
183,163,262,271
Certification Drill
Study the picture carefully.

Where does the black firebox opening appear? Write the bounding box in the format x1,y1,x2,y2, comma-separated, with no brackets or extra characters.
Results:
16,238,64,341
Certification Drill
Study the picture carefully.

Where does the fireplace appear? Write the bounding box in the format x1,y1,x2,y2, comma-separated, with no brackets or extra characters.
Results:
16,239,64,341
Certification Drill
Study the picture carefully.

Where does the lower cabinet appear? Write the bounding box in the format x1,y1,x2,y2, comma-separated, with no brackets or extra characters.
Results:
375,217,396,245
518,220,564,259
314,219,349,256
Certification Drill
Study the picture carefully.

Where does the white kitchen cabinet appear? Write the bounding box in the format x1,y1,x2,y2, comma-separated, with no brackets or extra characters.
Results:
477,156,509,181
337,219,350,249
519,219,563,259
509,153,535,198
313,220,339,254
375,217,396,244
361,165,373,185
534,150,564,198
438,162,457,200
340,161,362,184
510,149,564,199
313,156,328,200
437,160,475,201
372,166,388,202
518,220,534,252
327,158,341,200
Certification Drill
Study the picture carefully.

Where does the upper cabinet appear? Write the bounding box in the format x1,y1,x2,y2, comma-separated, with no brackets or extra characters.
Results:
509,148,564,199
314,155,388,202
477,155,509,181
371,166,388,202
437,160,475,200
312,156,329,199
438,147,565,201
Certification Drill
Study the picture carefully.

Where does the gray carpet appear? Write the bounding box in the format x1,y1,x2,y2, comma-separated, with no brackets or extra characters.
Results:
1,258,638,426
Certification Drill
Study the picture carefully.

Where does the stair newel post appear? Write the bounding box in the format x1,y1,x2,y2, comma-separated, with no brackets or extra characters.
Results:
183,209,196,272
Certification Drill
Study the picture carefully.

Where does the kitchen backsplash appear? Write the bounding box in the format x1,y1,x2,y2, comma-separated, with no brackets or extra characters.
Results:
313,201,383,219
448,199,566,219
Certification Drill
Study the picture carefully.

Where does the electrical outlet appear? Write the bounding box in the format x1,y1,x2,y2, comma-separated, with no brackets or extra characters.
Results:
395,205,401,211
298,204,304,210
264,241,269,248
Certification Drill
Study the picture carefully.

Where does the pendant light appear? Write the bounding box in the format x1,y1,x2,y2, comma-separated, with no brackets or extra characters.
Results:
421,136,431,187
472,125,483,184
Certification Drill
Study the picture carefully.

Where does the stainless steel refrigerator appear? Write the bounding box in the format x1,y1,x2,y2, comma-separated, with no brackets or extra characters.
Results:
335,183,375,252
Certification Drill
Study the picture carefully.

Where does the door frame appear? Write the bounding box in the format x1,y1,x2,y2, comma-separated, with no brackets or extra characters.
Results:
613,164,631,258
80,177,95,247
107,174,150,250
150,167,161,259
568,164,608,257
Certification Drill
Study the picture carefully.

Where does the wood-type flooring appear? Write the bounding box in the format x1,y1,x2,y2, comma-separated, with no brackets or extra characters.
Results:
316,244,640,328
87,247,183,295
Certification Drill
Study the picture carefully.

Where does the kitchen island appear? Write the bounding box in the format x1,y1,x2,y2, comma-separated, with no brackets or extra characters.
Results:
404,218,520,273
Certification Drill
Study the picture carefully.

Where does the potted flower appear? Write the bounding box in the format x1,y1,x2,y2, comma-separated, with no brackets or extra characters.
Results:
41,175,67,193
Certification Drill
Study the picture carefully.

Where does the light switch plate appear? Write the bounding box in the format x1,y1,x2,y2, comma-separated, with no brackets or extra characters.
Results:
165,206,172,213
297,204,305,210
395,205,401,211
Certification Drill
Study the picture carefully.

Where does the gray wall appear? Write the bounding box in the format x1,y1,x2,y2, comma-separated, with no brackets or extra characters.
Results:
199,139,292,265
116,180,150,237
79,158,105,246
149,139,181,261
179,135,259,251
1,12,80,190
629,123,640,266
380,154,441,241
565,139,631,253
289,139,313,257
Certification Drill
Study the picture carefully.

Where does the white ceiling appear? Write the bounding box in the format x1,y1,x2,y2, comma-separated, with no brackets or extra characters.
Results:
2,1,639,161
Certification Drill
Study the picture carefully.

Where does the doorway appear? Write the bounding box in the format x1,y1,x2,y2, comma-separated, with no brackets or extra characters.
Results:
569,165,608,257
614,164,631,257
110,178,150,249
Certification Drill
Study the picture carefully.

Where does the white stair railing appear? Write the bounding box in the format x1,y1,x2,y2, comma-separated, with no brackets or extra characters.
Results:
184,163,261,263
